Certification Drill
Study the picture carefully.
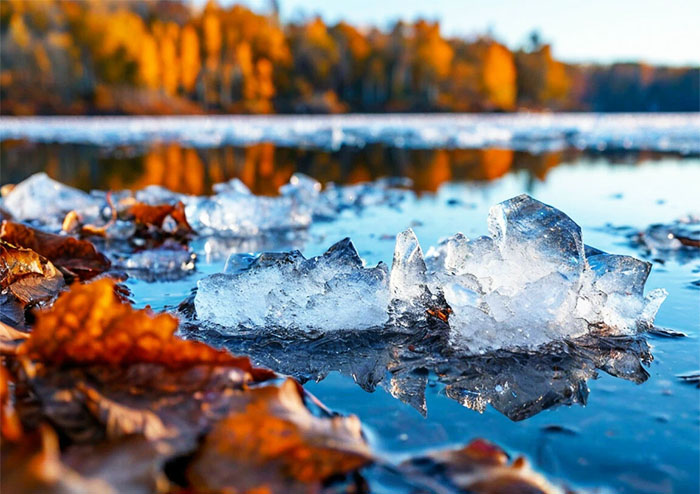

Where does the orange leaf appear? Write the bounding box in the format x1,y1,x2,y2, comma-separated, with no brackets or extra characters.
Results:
20,278,271,379
188,378,372,494
127,201,192,233
0,221,110,281
400,439,562,494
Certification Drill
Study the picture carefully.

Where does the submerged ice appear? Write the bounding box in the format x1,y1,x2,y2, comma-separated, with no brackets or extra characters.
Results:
195,194,666,352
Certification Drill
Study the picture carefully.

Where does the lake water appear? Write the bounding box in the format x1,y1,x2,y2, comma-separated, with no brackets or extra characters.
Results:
1,114,699,493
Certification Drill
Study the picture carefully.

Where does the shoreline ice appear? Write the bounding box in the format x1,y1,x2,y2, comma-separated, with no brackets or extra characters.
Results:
1,172,412,236
2,113,699,153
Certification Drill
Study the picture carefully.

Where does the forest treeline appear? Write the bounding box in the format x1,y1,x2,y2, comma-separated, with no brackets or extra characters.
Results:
1,0,698,115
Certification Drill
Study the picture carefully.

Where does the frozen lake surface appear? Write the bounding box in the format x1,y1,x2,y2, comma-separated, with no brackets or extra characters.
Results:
1,114,699,493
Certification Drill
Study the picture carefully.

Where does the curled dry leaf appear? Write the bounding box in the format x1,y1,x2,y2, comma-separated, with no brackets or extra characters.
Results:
399,438,564,494
0,221,110,281
0,240,64,303
0,239,65,327
127,201,192,234
20,278,268,375
13,279,274,450
188,378,372,494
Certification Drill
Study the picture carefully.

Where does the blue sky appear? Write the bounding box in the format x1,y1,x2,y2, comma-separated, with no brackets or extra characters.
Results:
205,0,700,66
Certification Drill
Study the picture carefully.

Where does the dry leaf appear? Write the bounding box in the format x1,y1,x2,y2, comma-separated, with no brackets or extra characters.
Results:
0,239,65,327
14,279,275,450
0,221,110,281
188,378,372,494
20,278,269,375
1,361,23,441
127,201,192,235
399,439,564,494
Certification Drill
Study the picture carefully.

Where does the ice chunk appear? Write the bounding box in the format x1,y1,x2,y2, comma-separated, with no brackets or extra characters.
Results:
425,197,664,351
212,178,251,195
195,195,665,353
184,189,313,237
639,218,700,251
2,173,102,228
106,241,196,282
134,185,189,205
195,238,390,332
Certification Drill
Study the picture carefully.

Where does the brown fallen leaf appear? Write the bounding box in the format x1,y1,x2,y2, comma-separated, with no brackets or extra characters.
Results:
188,378,372,494
0,239,65,327
20,279,268,375
127,201,191,233
13,279,274,449
1,361,23,441
399,439,564,494
0,220,110,281
0,423,119,494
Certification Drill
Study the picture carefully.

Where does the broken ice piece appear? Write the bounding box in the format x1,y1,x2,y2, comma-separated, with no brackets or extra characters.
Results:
108,245,196,282
195,238,391,332
182,174,322,237
639,219,700,251
425,195,665,352
2,173,102,229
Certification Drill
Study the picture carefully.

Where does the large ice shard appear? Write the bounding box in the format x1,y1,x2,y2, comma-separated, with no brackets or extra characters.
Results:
194,194,666,354
425,195,666,352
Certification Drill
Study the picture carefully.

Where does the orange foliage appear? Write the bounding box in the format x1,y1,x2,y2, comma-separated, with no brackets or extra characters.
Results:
188,378,371,493
483,43,517,110
126,201,191,233
0,221,110,281
19,279,269,379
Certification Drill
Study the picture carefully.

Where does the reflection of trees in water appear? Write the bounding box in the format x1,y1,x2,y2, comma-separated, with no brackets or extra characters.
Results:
1,140,689,194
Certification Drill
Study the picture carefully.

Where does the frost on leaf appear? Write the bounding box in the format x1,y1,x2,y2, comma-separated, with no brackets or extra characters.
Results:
0,221,110,281
188,378,372,494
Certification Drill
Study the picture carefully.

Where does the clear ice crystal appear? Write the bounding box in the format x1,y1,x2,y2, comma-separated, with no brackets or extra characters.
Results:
195,194,666,354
